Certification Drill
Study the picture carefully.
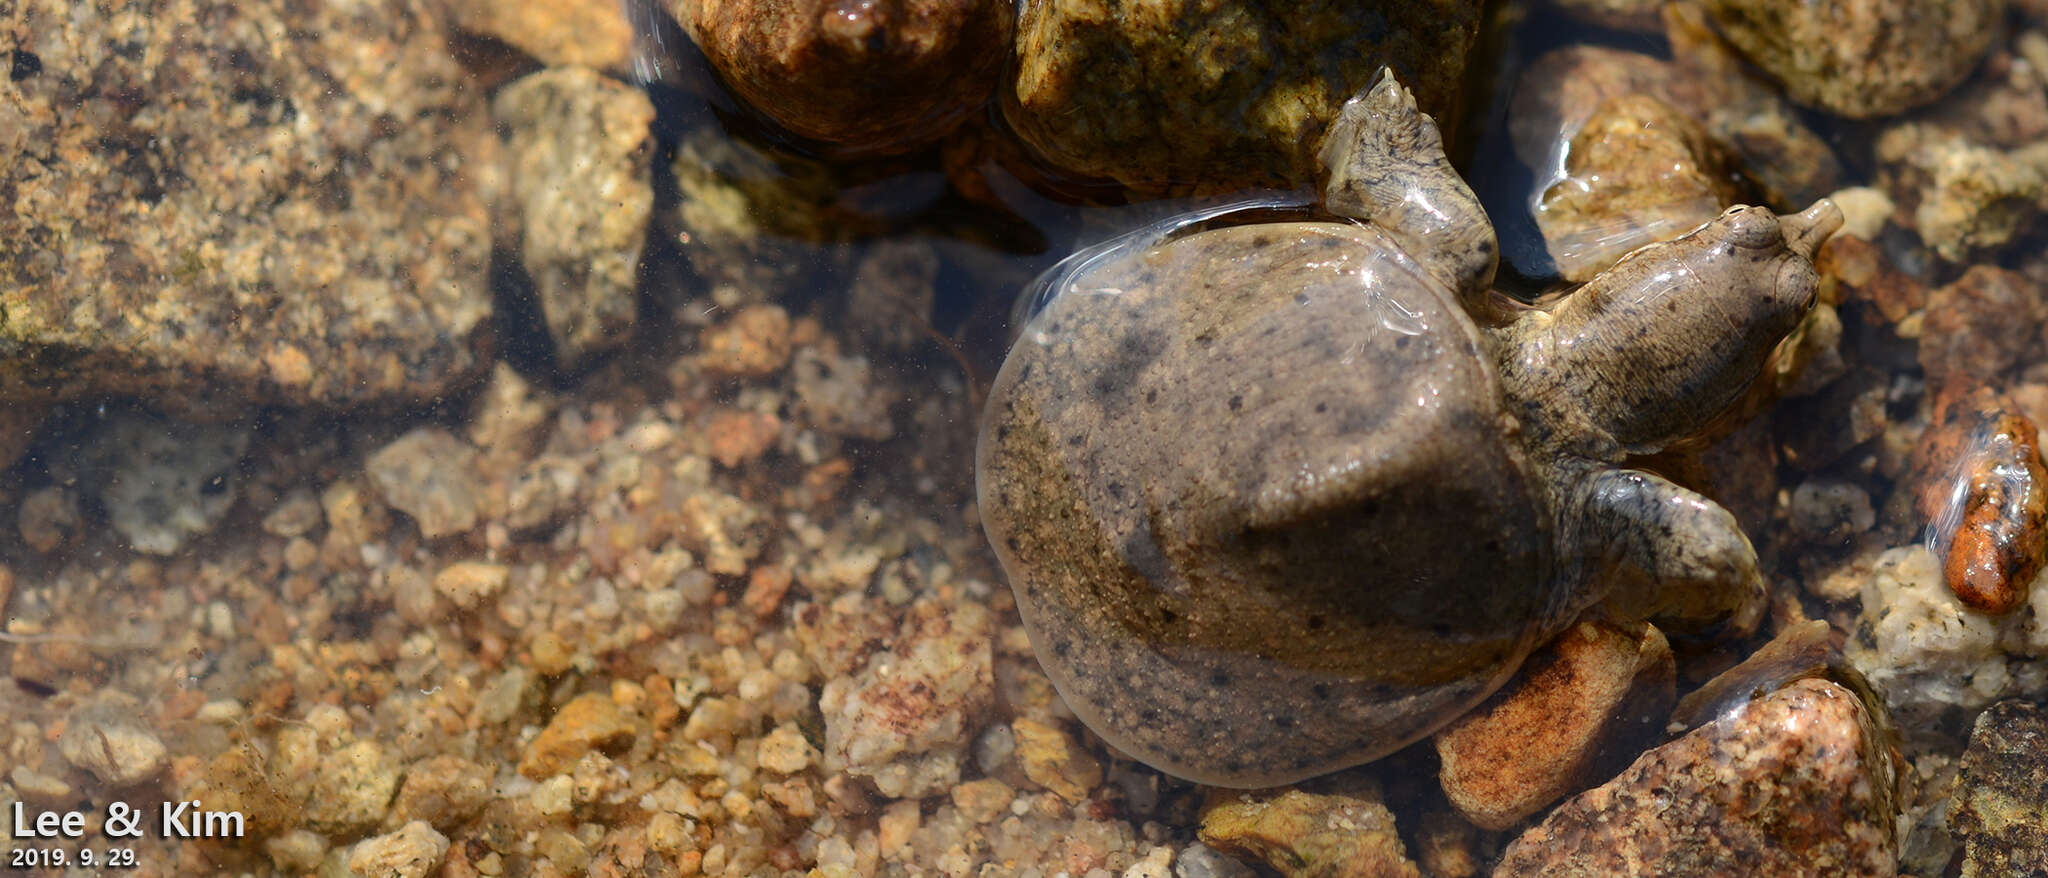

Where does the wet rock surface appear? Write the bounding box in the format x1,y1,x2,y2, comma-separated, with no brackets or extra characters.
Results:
1003,0,1485,193
1912,388,2048,614
1435,619,1675,830
493,66,656,363
1701,0,2004,118
0,0,495,411
673,0,1010,156
1535,93,1746,281
444,0,634,69
1197,785,1422,878
1948,700,2048,877
1495,678,1898,877
9,1,2048,874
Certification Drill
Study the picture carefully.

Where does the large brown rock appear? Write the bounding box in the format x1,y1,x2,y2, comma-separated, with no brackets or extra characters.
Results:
672,0,1011,156
1003,0,1483,194
0,0,496,413
1701,0,2004,118
1495,678,1899,877
1435,619,1675,830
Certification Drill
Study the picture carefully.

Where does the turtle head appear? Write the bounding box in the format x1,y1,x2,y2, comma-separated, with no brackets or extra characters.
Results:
1510,199,1842,454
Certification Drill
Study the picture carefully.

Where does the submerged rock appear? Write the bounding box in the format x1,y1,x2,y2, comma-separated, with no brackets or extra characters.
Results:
1198,785,1422,878
1003,0,1484,193
1949,700,2048,877
673,0,1011,156
1535,93,1747,281
1435,619,1675,830
1912,388,2048,615
78,412,251,556
1878,126,2048,262
0,0,495,413
494,67,656,363
446,0,634,70
1495,678,1899,877
1701,0,2004,118
1846,545,2048,744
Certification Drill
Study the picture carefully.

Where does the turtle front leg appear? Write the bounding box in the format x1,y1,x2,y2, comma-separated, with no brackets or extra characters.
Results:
1572,468,1766,636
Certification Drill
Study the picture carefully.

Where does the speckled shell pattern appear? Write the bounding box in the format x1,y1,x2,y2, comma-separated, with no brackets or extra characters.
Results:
976,219,1574,787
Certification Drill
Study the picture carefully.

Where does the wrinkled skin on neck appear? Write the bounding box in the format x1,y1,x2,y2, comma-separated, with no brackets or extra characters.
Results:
1492,201,1843,461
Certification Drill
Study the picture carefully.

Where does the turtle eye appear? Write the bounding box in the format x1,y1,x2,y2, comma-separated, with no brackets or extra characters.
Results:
1718,205,1782,249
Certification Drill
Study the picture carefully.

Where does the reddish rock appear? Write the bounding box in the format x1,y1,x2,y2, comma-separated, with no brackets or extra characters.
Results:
1495,678,1899,877
1435,619,1675,830
1912,387,2048,615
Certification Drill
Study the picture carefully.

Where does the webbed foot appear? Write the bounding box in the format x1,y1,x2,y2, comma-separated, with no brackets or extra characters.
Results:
1320,68,1499,316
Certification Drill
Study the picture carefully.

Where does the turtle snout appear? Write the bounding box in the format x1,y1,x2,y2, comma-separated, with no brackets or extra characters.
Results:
1778,198,1844,261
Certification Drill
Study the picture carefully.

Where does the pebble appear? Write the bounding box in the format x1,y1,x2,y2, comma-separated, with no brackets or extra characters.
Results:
1508,46,1674,171
262,489,326,539
265,829,330,873
1660,5,1847,209
0,0,495,411
286,734,404,836
1003,0,1484,193
705,409,783,468
1948,700,2048,876
756,723,817,774
1011,718,1103,805
493,67,655,363
433,562,511,611
17,486,78,554
1920,266,2048,387
56,696,168,786
1414,812,1479,878
665,128,868,307
672,0,1011,156
1817,233,1926,326
1197,786,1422,878
1879,125,2048,262
699,305,794,377
950,777,1017,824
388,755,492,830
1702,0,2004,118
520,692,639,779
1435,619,1675,830
1174,843,1257,878
820,598,993,798
366,428,485,539
81,412,250,555
347,820,450,878
1847,545,2048,744
1788,479,1879,546
1912,388,2048,614
1495,678,1898,876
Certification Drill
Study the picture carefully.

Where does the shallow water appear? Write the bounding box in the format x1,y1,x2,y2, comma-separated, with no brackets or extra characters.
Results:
2,0,2046,875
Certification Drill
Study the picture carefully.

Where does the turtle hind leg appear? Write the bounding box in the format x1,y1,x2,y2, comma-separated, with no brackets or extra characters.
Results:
1319,68,1498,312
1570,468,1767,637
